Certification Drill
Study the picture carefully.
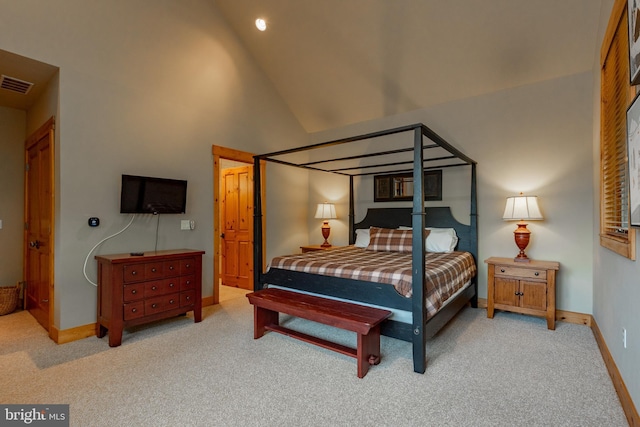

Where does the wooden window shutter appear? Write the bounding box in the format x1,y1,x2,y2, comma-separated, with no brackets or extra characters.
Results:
600,0,636,259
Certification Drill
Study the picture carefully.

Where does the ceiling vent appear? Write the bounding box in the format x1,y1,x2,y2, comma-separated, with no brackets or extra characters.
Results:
0,75,34,95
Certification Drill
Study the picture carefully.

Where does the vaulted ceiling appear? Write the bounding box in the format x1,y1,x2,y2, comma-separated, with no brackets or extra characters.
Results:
0,1,609,133
214,0,608,133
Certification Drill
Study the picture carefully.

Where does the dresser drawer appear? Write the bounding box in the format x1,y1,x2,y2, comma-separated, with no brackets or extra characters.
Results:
164,294,180,311
145,262,164,279
123,283,144,302
145,296,165,315
165,278,179,294
123,264,145,283
123,301,145,320
144,280,164,297
181,290,196,308
163,260,181,277
494,266,547,281
180,275,196,291
145,293,180,315
180,258,196,275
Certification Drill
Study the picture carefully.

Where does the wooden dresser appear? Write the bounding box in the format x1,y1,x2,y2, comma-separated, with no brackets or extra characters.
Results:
95,249,205,346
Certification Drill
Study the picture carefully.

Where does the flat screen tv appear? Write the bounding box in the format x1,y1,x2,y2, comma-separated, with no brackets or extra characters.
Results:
120,174,187,214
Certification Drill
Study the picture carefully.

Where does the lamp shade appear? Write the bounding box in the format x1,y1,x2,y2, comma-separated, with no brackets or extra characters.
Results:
314,203,337,219
502,195,543,221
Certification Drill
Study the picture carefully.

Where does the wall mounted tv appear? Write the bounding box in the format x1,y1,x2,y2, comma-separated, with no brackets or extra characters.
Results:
120,174,187,214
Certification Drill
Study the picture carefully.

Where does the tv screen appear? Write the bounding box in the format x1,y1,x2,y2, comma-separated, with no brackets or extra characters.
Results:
120,174,187,214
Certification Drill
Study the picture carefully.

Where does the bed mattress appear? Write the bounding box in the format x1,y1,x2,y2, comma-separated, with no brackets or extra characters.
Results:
268,246,476,321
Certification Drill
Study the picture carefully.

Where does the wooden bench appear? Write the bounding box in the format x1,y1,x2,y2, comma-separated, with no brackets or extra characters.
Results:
246,288,392,378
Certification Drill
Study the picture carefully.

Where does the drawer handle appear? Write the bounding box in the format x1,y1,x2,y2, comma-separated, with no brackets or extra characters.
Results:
186,264,190,268
131,271,137,275
185,280,191,285
185,296,191,301
169,282,175,288
152,303,158,309
151,268,157,273
534,272,540,276
131,289,137,294
169,266,174,270
132,308,137,313
169,299,175,304
500,269,505,273
515,291,524,296
151,286,157,291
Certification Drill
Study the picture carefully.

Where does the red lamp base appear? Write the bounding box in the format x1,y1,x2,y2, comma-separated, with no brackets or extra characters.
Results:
513,222,531,262
320,221,332,247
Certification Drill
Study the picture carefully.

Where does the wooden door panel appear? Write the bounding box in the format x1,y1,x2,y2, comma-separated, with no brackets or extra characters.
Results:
223,173,237,231
237,170,250,233
521,280,547,311
237,240,251,282
222,240,239,287
494,277,518,307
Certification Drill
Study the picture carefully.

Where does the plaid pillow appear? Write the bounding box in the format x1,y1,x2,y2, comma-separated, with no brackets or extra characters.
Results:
366,227,426,253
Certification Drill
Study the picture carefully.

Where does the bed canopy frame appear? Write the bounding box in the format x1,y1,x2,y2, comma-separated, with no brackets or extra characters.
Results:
252,123,477,374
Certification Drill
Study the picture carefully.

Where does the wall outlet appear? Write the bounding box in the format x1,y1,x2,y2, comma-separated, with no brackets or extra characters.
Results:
623,328,627,349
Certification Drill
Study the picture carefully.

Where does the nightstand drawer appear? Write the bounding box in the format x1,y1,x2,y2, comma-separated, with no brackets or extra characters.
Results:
495,266,546,280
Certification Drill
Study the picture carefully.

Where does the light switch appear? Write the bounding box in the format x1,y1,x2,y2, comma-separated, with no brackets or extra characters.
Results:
180,220,191,230
0,219,3,229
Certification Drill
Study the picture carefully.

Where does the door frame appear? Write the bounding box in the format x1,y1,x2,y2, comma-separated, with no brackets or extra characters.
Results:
212,145,265,304
24,116,55,336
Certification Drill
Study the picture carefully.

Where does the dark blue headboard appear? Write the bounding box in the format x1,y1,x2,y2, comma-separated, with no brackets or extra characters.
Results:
351,207,477,260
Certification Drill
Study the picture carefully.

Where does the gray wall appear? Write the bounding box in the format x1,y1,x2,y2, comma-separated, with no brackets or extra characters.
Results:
592,0,640,411
0,107,26,287
311,71,595,315
0,1,308,329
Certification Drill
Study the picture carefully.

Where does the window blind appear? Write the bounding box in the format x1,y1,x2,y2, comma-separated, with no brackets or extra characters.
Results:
600,2,636,259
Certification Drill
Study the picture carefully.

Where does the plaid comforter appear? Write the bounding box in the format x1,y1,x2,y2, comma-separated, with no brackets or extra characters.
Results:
268,246,476,319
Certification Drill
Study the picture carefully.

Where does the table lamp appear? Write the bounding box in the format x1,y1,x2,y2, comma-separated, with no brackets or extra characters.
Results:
314,202,337,247
502,193,543,262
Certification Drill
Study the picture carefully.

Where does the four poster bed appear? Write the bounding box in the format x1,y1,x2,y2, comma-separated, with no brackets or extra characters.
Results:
252,123,478,374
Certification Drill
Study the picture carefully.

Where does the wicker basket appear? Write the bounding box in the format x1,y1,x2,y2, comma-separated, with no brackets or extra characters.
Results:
0,285,19,316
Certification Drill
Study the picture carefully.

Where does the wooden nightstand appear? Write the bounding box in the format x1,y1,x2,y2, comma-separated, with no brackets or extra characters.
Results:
484,257,559,330
300,245,340,253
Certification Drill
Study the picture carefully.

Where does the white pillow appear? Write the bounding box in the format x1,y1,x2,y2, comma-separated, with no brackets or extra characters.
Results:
396,226,458,253
426,227,458,253
354,228,370,248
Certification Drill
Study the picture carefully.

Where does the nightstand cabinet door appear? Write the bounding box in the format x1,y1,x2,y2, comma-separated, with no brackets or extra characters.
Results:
520,280,547,311
494,278,519,307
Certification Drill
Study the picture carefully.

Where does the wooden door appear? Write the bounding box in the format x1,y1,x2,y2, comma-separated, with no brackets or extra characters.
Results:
220,165,253,290
25,117,55,331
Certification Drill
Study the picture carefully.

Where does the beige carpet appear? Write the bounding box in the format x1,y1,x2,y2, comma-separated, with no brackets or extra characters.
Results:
0,286,628,426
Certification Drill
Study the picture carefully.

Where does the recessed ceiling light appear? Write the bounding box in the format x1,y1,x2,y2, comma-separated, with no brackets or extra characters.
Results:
255,18,267,31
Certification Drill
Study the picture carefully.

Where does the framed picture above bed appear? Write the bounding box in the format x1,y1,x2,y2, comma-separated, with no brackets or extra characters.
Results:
374,170,442,202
